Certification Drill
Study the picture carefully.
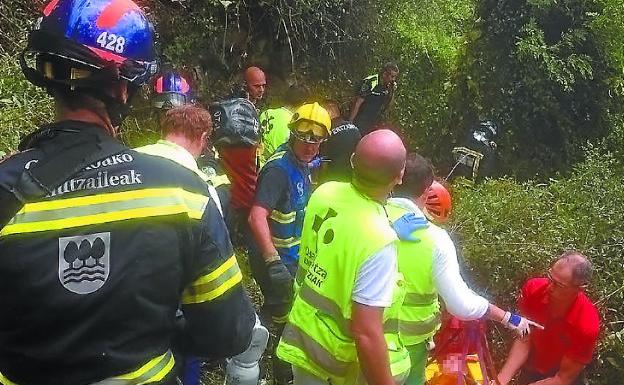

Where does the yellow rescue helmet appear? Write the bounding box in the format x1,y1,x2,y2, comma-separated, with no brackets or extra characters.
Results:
289,102,332,143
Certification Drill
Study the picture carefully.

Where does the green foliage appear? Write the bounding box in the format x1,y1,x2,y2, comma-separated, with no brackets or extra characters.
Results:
147,0,377,103
452,0,624,178
450,125,624,384
0,0,42,55
0,0,52,153
374,0,475,161
0,53,53,153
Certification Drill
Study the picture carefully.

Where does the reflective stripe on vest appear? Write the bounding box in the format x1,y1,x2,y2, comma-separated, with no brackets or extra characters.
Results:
269,209,296,224
281,324,350,377
299,284,352,338
271,235,301,249
0,372,17,385
0,188,209,236
385,312,441,336
0,350,175,385
385,200,440,345
403,292,437,306
299,284,401,339
388,340,411,380
265,150,287,164
93,350,175,385
394,370,409,385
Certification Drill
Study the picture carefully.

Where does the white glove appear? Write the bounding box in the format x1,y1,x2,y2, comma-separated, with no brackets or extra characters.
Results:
502,311,544,338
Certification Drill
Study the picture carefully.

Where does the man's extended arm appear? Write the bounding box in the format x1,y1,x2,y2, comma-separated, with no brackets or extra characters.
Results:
248,168,293,296
248,167,288,261
349,97,365,122
497,337,531,385
527,357,586,385
382,82,397,115
351,303,394,385
248,204,278,261
433,230,543,336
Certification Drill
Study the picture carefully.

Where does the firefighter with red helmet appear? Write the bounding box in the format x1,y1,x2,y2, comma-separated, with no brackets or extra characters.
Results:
0,1,255,384
152,71,195,110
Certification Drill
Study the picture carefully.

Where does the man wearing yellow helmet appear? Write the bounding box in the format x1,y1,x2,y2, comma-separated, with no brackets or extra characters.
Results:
249,102,331,385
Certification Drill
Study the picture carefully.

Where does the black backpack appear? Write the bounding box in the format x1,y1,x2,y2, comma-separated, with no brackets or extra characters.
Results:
209,98,260,147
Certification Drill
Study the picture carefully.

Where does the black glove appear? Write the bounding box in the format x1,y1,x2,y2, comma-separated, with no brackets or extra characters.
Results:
266,259,293,294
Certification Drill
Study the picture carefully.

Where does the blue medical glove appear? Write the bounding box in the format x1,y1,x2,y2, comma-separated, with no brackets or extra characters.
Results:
308,156,323,170
391,213,428,242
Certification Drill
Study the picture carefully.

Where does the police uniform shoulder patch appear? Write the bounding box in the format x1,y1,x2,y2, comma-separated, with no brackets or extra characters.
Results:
58,232,111,294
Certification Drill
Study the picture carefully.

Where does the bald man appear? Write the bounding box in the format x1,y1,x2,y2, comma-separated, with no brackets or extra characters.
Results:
244,66,267,105
229,66,267,106
498,251,600,385
277,130,426,385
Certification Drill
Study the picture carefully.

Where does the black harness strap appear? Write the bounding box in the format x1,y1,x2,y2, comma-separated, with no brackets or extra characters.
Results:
0,123,126,230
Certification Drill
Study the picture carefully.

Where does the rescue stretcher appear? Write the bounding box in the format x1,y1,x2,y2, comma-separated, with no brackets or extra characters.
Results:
425,315,500,385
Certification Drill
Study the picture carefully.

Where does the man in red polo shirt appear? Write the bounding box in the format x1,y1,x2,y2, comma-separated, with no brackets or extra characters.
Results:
498,251,600,385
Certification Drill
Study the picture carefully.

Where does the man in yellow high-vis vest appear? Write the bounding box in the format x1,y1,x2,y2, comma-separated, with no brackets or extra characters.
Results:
386,153,544,385
276,129,427,385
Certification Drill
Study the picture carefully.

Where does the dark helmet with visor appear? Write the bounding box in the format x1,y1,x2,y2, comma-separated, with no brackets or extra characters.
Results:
153,71,194,110
20,0,158,126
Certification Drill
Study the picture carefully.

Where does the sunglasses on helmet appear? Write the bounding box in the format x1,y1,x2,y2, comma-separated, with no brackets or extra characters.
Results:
291,120,328,144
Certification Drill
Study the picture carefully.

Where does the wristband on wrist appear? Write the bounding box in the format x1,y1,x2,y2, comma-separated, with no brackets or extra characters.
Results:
265,254,281,264
502,311,521,327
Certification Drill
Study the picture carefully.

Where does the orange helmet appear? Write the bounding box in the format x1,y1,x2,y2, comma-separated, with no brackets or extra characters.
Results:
425,181,452,223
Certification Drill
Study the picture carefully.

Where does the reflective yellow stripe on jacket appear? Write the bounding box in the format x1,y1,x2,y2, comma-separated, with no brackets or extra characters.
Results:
209,174,231,188
98,350,175,385
0,350,175,385
181,255,243,304
0,371,17,385
0,188,209,237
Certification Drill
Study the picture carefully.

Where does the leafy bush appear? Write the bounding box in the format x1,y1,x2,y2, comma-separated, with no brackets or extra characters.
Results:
450,125,624,384
452,0,624,179
0,0,52,153
374,0,475,163
0,53,53,153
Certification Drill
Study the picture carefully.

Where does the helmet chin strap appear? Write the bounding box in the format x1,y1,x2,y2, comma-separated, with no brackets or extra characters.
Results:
88,82,139,133
89,105,117,136
106,100,130,129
